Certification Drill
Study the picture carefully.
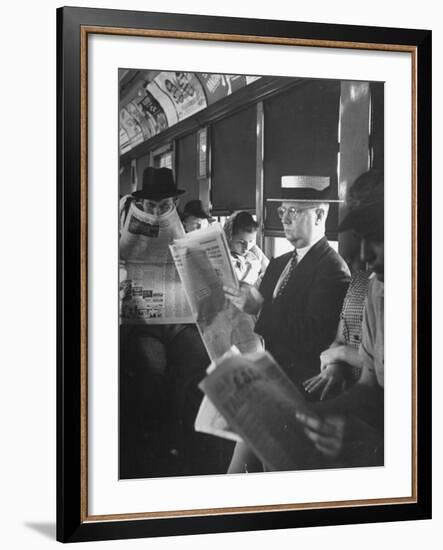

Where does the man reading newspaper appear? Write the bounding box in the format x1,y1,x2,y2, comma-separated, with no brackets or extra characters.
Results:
200,170,384,471
170,223,265,444
119,167,224,477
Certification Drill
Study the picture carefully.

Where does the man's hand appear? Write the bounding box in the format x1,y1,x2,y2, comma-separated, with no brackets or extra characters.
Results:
302,363,346,400
223,283,263,315
296,411,345,458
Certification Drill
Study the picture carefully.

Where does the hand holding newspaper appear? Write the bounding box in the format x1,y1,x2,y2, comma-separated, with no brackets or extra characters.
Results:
199,351,328,472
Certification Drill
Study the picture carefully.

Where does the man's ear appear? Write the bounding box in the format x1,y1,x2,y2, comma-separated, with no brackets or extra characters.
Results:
315,208,324,224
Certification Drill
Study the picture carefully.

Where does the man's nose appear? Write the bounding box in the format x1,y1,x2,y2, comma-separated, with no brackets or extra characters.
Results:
281,211,291,224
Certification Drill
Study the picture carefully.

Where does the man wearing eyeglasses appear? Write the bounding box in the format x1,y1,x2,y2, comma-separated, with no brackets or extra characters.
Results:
225,176,350,391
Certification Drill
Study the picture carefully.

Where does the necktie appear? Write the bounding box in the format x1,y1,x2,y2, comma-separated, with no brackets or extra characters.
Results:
274,250,298,299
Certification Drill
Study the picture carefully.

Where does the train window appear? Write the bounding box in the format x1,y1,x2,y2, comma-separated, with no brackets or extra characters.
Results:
272,237,294,258
135,154,150,192
212,214,256,231
153,150,173,170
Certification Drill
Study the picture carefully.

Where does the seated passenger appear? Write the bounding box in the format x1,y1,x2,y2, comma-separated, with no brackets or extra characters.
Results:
119,167,183,231
119,168,230,477
296,169,384,467
302,269,371,400
223,180,350,389
223,211,269,285
181,199,213,233
224,179,350,475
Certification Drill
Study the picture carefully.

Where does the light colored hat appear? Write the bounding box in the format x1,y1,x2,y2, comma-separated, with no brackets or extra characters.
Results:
267,175,342,203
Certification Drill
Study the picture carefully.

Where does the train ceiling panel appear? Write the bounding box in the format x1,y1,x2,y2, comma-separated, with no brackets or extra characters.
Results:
119,69,261,155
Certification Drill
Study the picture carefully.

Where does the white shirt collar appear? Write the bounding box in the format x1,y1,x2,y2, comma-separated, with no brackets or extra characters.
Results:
294,235,323,263
272,236,323,300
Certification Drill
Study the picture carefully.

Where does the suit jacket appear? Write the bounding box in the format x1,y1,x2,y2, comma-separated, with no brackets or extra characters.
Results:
255,237,350,387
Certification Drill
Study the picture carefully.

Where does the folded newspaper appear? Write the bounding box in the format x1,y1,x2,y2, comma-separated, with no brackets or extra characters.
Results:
199,351,328,472
170,224,265,442
194,347,243,443
169,223,263,361
119,199,193,324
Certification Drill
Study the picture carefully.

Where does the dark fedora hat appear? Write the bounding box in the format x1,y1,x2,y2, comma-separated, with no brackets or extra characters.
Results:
132,167,185,200
338,169,384,235
183,199,212,220
267,175,343,204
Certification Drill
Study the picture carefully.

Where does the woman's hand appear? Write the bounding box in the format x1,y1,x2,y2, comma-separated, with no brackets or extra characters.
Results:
302,363,346,400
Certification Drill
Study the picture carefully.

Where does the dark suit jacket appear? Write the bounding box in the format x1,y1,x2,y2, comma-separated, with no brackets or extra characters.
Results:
255,237,350,388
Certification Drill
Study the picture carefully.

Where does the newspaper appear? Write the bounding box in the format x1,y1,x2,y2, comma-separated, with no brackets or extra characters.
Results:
119,200,193,324
169,223,263,360
120,200,185,262
194,346,243,443
199,351,327,472
169,224,264,441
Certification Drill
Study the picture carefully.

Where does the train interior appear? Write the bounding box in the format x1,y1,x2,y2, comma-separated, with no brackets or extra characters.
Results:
119,69,384,479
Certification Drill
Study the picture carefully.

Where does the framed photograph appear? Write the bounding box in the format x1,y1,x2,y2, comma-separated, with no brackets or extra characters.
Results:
57,6,431,543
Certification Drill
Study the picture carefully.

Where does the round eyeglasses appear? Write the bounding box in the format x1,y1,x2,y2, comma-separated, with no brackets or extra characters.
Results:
277,205,314,220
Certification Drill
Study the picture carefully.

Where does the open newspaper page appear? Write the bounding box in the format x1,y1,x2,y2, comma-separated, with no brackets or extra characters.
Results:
120,200,194,324
199,351,328,472
169,223,263,360
194,346,243,443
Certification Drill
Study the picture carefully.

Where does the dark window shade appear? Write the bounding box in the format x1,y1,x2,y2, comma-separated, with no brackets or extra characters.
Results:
176,132,200,203
263,81,341,237
370,82,384,171
119,164,132,197
211,106,256,213
135,155,150,194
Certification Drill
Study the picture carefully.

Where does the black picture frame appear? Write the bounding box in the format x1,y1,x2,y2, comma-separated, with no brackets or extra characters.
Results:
57,6,432,543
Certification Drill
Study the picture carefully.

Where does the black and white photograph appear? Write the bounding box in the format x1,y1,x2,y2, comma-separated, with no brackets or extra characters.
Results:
118,69,385,480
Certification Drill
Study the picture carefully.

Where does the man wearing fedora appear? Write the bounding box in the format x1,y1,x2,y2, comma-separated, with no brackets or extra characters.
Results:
295,169,384,467
120,166,185,228
225,175,350,390
181,199,214,233
120,167,219,477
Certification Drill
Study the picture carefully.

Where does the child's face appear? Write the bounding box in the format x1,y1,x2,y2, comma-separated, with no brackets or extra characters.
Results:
231,231,256,256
